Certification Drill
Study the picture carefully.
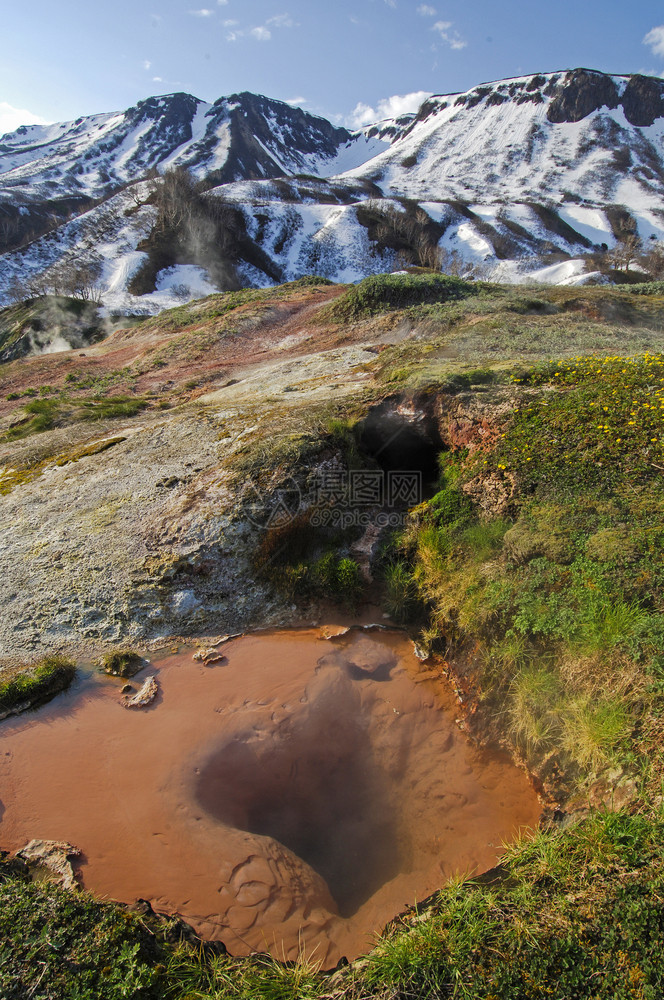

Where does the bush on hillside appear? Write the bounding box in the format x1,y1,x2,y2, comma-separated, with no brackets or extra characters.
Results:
325,272,475,321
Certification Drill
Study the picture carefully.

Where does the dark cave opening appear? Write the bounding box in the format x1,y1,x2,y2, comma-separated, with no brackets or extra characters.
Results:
356,399,444,488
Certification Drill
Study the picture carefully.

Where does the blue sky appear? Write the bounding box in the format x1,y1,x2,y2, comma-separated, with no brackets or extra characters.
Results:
2,0,664,133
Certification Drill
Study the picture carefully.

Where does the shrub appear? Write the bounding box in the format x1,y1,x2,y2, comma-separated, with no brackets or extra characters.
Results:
323,272,475,322
623,280,664,295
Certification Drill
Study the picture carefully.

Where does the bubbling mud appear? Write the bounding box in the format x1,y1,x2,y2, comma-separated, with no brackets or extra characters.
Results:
0,628,541,966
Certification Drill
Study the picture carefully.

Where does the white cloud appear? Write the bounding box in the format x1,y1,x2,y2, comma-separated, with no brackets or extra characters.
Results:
152,76,163,82
143,59,152,70
285,96,307,106
216,0,228,4
384,0,397,7
346,90,432,128
189,8,214,16
417,4,436,15
432,19,466,49
0,102,51,135
267,13,296,28
644,25,664,58
223,18,238,25
226,15,294,43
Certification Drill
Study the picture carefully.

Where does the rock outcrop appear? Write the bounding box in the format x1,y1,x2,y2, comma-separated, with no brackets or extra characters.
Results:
122,676,158,709
16,839,80,889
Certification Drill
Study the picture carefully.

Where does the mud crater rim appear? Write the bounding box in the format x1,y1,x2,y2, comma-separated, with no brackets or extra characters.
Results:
0,627,542,965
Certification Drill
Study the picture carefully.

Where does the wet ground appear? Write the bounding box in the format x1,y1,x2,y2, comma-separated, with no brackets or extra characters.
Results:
0,627,540,966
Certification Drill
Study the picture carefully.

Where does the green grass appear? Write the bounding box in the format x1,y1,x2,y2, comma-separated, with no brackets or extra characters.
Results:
78,395,148,421
0,655,76,716
3,394,149,441
383,560,418,623
362,811,664,1000
386,353,664,783
320,271,476,322
504,353,664,486
4,810,664,999
6,281,664,997
163,949,325,1000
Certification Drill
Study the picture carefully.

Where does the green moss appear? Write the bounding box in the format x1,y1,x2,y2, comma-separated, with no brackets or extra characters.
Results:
100,648,143,678
585,527,638,562
0,463,46,495
54,436,126,466
0,655,76,716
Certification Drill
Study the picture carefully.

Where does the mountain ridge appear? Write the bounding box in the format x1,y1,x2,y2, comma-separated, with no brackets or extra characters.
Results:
3,67,664,318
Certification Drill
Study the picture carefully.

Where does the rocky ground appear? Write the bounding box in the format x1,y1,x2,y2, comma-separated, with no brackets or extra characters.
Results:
3,276,664,670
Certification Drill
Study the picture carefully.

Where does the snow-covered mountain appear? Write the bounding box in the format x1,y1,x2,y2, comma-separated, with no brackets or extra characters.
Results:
3,69,664,313
0,91,377,199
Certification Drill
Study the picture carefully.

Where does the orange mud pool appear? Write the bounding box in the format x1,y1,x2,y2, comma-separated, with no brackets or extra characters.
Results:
0,627,541,966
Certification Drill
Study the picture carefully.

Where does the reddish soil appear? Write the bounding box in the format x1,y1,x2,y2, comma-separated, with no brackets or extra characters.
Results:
0,627,540,967
0,286,362,420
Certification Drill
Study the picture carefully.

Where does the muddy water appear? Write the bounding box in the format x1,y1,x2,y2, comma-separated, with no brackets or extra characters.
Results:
0,628,540,966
